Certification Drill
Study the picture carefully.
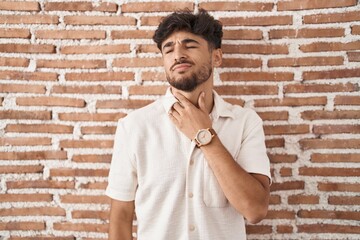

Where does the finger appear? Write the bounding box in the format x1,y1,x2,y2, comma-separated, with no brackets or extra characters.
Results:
198,91,207,113
169,107,181,119
172,102,184,113
173,91,192,107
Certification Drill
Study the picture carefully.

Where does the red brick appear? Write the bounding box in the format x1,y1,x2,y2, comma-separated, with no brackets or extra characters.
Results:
61,44,130,54
6,124,73,134
270,181,305,191
348,51,360,62
142,71,166,81
214,85,278,95
64,15,135,25
10,237,74,240
298,224,360,234
59,112,126,122
122,2,193,12
0,57,29,67
265,210,296,219
199,2,273,11
246,225,272,234
284,83,357,93
7,180,74,189
313,124,360,134
0,151,67,160
280,167,292,177
311,153,360,163
329,196,360,205
53,222,108,233
299,167,359,176
81,126,116,135
220,16,292,26
59,140,113,149
276,225,293,233
268,56,343,67
61,195,109,204
0,44,55,53
72,210,108,220
0,137,51,146
128,85,168,96
278,0,356,11
0,28,30,38
113,57,162,67
269,195,281,205
0,84,45,93
319,182,360,192
136,44,159,54
52,85,121,95
223,29,263,40
0,165,43,174
298,210,360,221
304,10,360,24
270,28,344,39
303,68,360,80
223,72,293,82
0,222,45,231
255,97,327,107
17,96,85,108
0,14,59,24
288,195,319,204
36,30,105,40
300,138,360,149
221,58,262,68
258,111,289,121
264,124,309,135
96,99,153,109
111,30,154,39
0,110,51,120
0,1,39,11
0,207,65,216
65,72,134,82
37,59,106,69
79,182,107,190
351,25,360,35
301,110,360,120
140,16,162,26
335,95,360,105
300,40,360,52
72,154,112,163
0,70,58,81
50,168,108,177
222,44,288,54
44,2,117,12
0,194,53,202
268,154,297,163
265,138,285,148
223,98,245,107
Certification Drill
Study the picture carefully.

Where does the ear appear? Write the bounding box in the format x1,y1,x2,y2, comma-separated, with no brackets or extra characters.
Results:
212,48,222,67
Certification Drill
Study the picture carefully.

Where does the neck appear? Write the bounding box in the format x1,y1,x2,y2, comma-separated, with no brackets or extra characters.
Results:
171,80,214,113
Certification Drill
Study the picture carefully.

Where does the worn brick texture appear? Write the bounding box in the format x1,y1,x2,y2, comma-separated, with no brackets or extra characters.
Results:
0,0,359,239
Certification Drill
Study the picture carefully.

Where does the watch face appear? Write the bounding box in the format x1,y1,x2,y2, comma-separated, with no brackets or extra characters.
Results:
197,129,212,145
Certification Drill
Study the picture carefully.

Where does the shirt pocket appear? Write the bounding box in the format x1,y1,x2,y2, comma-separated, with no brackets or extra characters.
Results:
203,159,228,208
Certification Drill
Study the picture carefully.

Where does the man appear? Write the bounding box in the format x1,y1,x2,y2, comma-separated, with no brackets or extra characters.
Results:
106,9,271,240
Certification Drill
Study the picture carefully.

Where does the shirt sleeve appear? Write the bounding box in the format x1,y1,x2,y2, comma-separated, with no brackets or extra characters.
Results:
106,119,138,201
236,112,271,182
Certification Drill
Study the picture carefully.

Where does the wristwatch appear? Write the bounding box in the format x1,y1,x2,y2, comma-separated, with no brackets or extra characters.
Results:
194,128,216,147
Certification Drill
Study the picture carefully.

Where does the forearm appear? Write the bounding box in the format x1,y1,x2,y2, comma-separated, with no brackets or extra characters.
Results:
200,136,270,223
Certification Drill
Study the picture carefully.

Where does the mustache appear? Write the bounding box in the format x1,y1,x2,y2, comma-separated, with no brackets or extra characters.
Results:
170,58,194,71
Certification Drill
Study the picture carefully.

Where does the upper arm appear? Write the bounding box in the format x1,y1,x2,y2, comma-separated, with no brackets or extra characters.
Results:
110,198,135,222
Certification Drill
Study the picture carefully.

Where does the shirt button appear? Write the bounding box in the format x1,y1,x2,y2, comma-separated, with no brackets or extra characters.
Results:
189,225,195,231
188,192,193,198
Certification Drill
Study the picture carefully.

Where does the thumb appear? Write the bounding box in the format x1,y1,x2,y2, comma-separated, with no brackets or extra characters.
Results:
198,92,207,113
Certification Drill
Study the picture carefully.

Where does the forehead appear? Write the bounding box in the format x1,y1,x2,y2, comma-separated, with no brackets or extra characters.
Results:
161,31,208,47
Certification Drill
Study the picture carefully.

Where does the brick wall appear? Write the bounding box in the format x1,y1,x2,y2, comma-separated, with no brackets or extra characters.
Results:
0,0,359,239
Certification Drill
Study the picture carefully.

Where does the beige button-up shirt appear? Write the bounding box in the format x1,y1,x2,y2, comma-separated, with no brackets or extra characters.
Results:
106,89,271,240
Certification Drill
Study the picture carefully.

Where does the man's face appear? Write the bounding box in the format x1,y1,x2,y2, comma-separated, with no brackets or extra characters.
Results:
161,31,215,92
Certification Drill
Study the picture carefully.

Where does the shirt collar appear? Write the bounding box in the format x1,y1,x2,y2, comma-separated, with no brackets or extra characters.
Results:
161,88,235,120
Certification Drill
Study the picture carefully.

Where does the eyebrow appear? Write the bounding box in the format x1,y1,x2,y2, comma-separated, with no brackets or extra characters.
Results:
162,38,200,51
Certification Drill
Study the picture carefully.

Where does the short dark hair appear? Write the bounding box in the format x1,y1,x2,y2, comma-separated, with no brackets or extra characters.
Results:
153,9,223,51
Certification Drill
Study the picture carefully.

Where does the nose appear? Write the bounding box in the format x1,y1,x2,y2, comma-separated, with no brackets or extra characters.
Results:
173,44,186,62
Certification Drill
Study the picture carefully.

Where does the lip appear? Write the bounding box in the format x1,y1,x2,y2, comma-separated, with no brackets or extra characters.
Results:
172,63,192,71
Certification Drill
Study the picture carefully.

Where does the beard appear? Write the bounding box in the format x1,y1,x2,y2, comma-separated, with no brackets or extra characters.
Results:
166,62,212,92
